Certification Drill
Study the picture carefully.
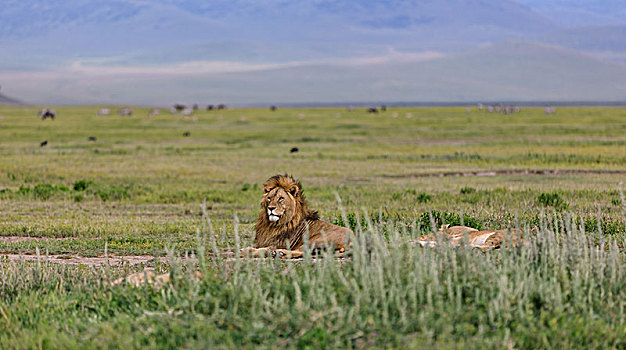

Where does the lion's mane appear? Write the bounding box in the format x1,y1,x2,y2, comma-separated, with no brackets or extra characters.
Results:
254,174,319,249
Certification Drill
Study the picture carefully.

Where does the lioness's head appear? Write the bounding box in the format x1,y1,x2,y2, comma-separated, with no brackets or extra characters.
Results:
260,174,303,224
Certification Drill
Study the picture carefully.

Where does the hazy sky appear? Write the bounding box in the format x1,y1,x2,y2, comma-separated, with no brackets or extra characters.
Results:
1,0,625,105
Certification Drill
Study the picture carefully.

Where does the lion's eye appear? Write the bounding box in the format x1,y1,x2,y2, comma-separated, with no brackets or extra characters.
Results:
267,197,271,202
278,197,283,202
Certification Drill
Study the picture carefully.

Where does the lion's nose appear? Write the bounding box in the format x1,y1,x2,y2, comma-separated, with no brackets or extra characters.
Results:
268,206,276,211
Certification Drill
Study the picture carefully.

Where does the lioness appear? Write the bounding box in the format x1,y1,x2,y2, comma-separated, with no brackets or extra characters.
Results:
241,174,353,258
416,225,524,251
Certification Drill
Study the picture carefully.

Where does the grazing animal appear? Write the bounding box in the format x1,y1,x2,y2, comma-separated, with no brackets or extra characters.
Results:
367,107,378,114
118,108,132,116
173,104,186,112
180,108,193,116
380,105,387,112
39,109,56,120
88,136,97,142
97,108,110,116
270,105,277,111
206,105,214,111
217,104,227,110
40,140,48,147
290,147,299,153
241,174,354,258
416,225,524,251
544,107,556,115
183,131,191,137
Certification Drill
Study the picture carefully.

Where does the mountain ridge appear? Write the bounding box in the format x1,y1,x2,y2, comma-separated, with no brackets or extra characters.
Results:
0,91,23,105
5,41,624,105
1,1,625,104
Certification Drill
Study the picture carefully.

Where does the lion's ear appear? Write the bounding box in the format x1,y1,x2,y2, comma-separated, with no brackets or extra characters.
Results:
288,185,299,197
263,186,272,194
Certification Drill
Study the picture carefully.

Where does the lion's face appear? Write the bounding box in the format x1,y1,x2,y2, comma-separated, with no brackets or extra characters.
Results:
262,186,297,224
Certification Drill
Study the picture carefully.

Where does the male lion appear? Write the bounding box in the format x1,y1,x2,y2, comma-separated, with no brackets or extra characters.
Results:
241,174,353,258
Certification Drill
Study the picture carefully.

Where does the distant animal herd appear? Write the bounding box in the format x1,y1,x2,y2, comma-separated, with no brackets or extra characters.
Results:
34,104,557,150
39,103,559,121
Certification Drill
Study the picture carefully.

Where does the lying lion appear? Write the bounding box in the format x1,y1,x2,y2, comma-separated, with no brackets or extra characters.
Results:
241,174,354,258
416,225,524,251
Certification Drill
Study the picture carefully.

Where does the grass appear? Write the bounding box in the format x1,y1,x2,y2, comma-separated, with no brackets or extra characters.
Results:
0,217,623,349
0,105,624,347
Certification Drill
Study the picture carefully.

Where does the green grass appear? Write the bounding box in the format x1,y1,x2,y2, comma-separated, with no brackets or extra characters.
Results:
0,105,624,347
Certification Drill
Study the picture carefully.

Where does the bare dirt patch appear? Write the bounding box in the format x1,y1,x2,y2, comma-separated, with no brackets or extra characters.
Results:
1,251,345,267
2,253,166,266
0,236,55,243
0,236,99,243
383,169,626,178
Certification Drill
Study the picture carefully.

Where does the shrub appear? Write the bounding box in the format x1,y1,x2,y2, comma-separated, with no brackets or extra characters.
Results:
460,186,476,194
537,192,568,210
73,179,93,191
33,184,56,200
416,192,432,203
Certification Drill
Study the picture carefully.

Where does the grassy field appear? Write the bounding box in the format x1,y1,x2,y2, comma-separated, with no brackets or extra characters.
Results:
0,105,624,348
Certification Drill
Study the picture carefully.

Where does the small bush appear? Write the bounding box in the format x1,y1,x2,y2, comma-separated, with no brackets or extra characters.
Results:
33,184,56,200
241,183,250,191
538,192,568,210
73,179,93,191
460,187,476,194
73,194,84,202
416,192,432,203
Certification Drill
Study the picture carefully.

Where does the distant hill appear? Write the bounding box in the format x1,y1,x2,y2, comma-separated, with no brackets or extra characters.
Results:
2,1,626,104
33,41,623,105
0,0,572,70
0,91,22,104
535,26,626,61
226,42,626,103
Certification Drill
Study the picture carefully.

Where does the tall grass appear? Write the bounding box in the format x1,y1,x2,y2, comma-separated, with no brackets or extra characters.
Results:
1,212,623,349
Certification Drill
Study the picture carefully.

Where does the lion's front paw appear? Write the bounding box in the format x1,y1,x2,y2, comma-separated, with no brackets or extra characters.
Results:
272,249,304,259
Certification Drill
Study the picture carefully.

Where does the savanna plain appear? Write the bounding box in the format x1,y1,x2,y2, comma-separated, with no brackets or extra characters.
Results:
0,105,624,349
